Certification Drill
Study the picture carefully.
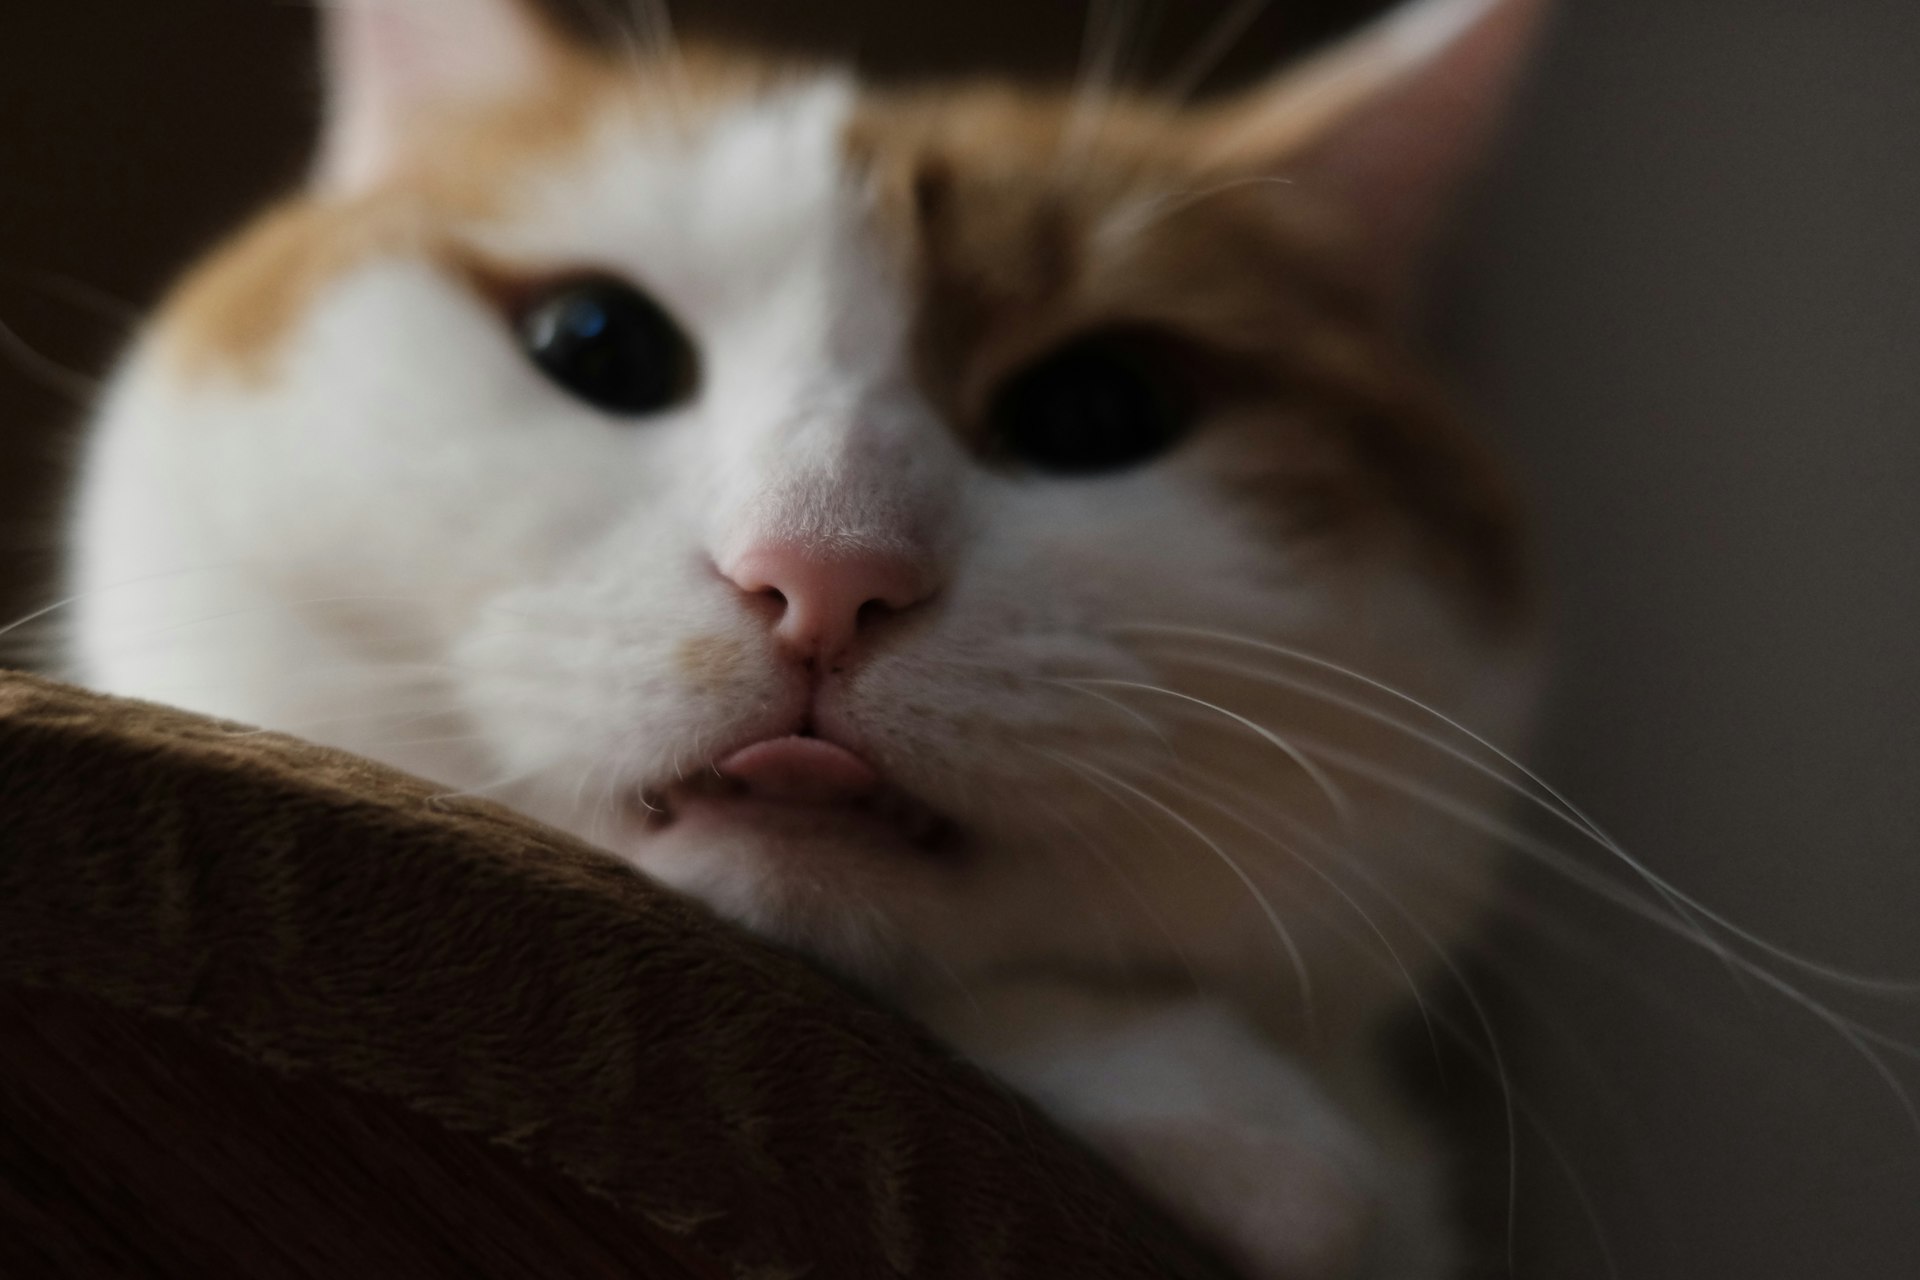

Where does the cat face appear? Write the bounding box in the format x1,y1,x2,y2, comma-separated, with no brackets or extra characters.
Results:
72,0,1543,1027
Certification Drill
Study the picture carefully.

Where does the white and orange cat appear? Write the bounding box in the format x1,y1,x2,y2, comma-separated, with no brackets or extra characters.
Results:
67,0,1548,1275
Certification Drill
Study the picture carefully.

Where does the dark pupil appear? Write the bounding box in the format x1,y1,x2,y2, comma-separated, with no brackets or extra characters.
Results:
991,340,1185,475
520,280,691,416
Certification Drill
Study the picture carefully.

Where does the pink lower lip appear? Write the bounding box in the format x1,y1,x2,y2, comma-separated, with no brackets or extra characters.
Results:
714,735,880,804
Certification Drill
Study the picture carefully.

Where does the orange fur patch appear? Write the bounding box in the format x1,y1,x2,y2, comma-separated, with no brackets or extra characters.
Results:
160,42,784,382
845,83,1531,623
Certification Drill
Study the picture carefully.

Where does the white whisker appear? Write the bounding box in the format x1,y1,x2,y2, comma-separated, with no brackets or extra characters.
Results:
1295,731,1920,1133
0,563,251,644
1053,674,1352,826
1141,640,1745,995
1164,769,1437,1047
1159,0,1276,102
1057,0,1142,178
1026,777,1205,993
1125,622,1920,997
1036,744,1319,1042
0,313,99,402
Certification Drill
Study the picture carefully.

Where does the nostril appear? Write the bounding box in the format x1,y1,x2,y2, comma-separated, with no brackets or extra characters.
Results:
720,540,938,664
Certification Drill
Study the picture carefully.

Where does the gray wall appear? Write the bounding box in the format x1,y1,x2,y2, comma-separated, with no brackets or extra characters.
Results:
1455,2,1920,1275
2,3,1915,1276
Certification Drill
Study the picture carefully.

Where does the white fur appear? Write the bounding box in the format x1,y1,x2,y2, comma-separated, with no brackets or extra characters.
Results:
69,11,1541,1276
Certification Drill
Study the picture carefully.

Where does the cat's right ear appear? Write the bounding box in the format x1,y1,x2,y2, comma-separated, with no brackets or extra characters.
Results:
316,0,562,194
1194,0,1549,308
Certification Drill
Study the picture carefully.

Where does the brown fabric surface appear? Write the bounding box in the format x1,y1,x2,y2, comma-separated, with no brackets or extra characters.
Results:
0,983,723,1279
0,670,1231,1279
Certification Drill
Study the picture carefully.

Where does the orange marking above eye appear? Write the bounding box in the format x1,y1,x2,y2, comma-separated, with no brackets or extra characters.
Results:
153,41,797,384
844,81,1533,626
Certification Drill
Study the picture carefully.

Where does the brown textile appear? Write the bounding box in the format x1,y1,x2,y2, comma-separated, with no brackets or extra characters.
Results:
0,670,1231,1279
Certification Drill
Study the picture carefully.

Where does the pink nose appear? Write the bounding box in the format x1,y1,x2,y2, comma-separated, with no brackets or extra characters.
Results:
722,541,934,665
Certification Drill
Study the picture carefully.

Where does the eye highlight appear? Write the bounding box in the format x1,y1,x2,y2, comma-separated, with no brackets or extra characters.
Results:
987,332,1192,476
517,277,696,417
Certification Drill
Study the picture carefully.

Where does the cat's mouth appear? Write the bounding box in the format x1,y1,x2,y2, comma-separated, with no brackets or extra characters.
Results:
634,734,961,855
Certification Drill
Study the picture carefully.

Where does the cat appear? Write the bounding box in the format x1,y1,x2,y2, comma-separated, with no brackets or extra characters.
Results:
65,0,1549,1274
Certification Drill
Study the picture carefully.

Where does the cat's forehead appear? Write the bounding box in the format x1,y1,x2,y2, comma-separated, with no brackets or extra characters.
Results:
157,46,1343,389
156,48,857,380
468,71,864,324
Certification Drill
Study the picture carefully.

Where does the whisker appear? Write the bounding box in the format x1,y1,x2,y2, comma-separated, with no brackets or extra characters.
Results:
586,0,690,131
1293,731,1920,1133
424,755,553,808
1158,0,1276,101
1159,769,1438,1053
1125,623,1920,997
1035,744,1320,1042
1140,642,1746,997
1098,174,1297,252
1057,0,1142,177
1156,769,1624,1276
1051,674,1351,826
0,313,100,402
1049,676,1177,750
1025,777,1206,994
0,563,250,644
0,262,142,328
217,686,480,742
1184,770,1531,1272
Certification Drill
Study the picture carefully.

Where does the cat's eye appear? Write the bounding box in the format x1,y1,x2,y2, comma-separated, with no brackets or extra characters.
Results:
987,333,1192,475
517,278,696,416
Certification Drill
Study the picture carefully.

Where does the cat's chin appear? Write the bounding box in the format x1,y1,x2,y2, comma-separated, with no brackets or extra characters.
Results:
638,734,957,848
608,775,971,976
607,733,969,935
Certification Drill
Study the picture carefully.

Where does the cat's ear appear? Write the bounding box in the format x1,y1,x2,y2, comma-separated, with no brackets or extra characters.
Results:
316,0,563,193
1196,0,1549,304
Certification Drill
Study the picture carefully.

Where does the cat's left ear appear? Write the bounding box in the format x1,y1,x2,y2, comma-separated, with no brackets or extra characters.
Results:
316,0,564,194
1197,0,1550,305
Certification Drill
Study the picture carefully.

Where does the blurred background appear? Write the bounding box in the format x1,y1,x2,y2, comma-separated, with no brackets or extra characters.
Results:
3,2,1916,1275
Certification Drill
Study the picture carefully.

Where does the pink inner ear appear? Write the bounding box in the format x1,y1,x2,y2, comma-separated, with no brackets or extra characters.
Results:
1200,0,1549,303
317,0,554,193
1310,0,1546,282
